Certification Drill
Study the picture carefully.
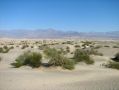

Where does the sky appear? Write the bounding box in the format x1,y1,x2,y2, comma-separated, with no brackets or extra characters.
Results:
0,0,119,32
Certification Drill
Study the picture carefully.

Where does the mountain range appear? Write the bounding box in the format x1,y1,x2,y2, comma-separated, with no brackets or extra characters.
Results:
0,29,119,39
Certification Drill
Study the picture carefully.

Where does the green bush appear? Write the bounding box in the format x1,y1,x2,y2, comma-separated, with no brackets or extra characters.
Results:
94,45,102,49
66,46,70,53
0,47,10,53
0,47,3,53
105,61,119,70
31,46,34,48
43,47,75,70
39,44,48,50
104,45,110,47
3,46,8,50
2,49,10,53
75,45,80,48
11,51,42,68
62,59,75,70
113,46,119,48
21,45,29,49
9,46,14,49
73,49,94,64
112,52,119,62
0,57,1,62
86,49,103,56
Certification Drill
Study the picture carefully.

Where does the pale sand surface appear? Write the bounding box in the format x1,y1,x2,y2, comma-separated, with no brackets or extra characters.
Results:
0,41,119,90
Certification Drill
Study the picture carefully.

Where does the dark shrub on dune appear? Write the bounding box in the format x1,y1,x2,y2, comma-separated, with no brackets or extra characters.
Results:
0,57,1,62
0,47,3,53
105,61,119,70
73,49,94,64
11,51,42,68
0,46,10,53
112,52,119,62
86,49,103,56
105,52,119,70
21,45,29,49
113,46,119,48
43,47,75,70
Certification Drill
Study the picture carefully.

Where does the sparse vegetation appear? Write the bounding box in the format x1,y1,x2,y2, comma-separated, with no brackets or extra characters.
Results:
94,45,102,49
86,49,103,56
0,46,10,53
113,46,119,48
112,52,119,62
66,46,70,53
31,46,34,48
21,45,29,49
105,61,119,70
0,57,1,62
43,47,75,70
39,44,48,50
11,51,42,68
105,52,119,70
73,49,94,64
75,45,80,48
104,45,110,47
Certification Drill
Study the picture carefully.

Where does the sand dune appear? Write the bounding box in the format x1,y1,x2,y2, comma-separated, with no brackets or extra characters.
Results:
0,40,119,90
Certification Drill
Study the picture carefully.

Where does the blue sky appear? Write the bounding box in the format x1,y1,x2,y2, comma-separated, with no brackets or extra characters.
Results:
0,0,119,32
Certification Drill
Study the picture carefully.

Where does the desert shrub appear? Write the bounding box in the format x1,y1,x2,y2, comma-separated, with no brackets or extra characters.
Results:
39,44,48,50
113,46,119,48
0,47,3,53
112,52,119,62
105,61,119,70
21,45,29,49
3,46,8,50
0,47,10,53
86,49,103,56
9,46,14,49
0,57,1,62
66,41,73,44
58,48,67,55
62,59,75,70
2,49,9,53
11,51,42,68
94,45,102,49
66,46,70,53
81,41,93,47
31,46,34,48
43,47,75,70
73,49,94,64
104,45,110,47
70,52,74,54
75,45,80,48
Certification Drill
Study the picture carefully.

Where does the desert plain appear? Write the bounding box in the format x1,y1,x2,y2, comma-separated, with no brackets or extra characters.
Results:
0,38,119,90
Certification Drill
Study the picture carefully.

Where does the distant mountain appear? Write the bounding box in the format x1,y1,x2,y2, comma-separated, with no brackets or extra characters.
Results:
0,29,119,39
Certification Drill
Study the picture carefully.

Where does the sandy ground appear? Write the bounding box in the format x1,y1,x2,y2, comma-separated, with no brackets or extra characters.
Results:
0,44,119,90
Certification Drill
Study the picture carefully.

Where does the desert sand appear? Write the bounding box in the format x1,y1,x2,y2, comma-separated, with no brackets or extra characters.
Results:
0,39,119,90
